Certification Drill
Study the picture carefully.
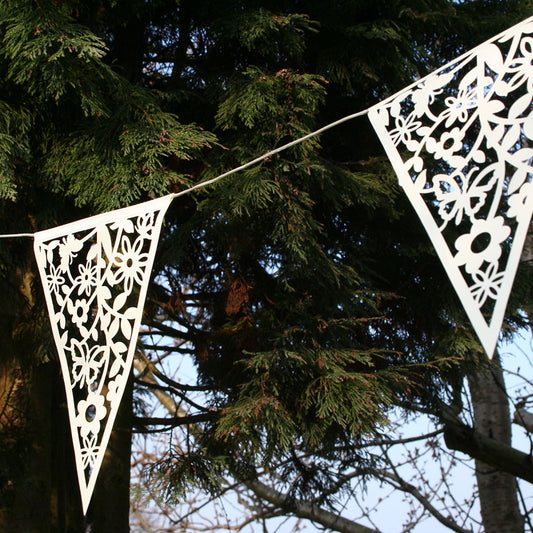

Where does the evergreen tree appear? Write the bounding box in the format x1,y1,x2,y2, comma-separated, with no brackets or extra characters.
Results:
0,1,532,532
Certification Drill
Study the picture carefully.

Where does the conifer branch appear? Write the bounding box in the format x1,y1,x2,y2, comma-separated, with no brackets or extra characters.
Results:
136,355,383,533
170,108,370,200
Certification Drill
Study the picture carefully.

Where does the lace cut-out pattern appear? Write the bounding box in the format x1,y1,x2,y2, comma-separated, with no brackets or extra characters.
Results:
369,17,533,358
34,195,172,513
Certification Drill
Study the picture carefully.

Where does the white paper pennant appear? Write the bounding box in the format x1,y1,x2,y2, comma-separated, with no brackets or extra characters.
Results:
369,17,533,358
34,195,172,514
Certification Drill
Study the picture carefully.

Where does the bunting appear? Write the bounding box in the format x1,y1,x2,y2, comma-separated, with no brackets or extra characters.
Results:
368,16,533,358
34,195,172,514
24,15,533,514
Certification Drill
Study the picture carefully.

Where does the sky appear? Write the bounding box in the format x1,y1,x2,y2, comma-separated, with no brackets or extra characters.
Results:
130,328,533,533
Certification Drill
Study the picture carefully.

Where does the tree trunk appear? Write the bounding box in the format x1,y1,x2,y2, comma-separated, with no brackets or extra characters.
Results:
106,1,146,84
0,356,84,533
0,351,134,533
88,379,132,533
0,255,84,532
467,351,523,533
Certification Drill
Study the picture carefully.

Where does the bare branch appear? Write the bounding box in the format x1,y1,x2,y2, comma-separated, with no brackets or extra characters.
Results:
441,406,533,484
243,477,379,533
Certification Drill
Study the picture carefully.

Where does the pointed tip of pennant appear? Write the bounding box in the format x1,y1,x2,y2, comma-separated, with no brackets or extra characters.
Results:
81,493,91,517
480,334,498,361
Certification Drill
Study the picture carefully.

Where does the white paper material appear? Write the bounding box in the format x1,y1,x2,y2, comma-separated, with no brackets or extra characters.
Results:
34,195,173,514
369,17,533,358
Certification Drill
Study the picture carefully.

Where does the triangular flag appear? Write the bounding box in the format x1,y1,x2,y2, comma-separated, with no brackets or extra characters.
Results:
34,195,172,514
369,17,533,358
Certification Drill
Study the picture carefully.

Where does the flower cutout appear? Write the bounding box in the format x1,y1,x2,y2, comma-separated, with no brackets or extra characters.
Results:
67,298,90,328
426,127,465,164
110,236,149,293
442,86,477,127
135,212,156,239
470,262,505,306
33,194,173,513
45,264,65,296
80,433,101,470
367,21,533,359
76,262,99,296
389,112,422,147
454,217,511,275
70,339,107,391
75,392,107,438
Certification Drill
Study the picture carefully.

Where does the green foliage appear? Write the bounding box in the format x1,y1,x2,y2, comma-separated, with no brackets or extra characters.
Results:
151,2,533,492
1,0,110,114
149,447,228,501
230,9,319,61
217,67,325,138
0,102,31,199
0,0,217,213
45,98,216,211
216,348,397,454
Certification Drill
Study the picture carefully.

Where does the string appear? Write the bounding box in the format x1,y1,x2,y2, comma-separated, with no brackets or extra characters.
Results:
169,108,369,199
0,107,370,239
0,232,35,239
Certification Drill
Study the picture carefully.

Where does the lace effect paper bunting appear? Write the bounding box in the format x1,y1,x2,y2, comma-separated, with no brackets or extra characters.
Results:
34,195,172,514
369,16,533,358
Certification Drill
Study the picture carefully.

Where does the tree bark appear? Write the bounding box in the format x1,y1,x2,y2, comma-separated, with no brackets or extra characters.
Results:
0,358,52,532
467,351,524,533
88,379,132,533
0,355,84,533
105,0,146,84
0,251,83,533
244,477,378,533
443,415,533,484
